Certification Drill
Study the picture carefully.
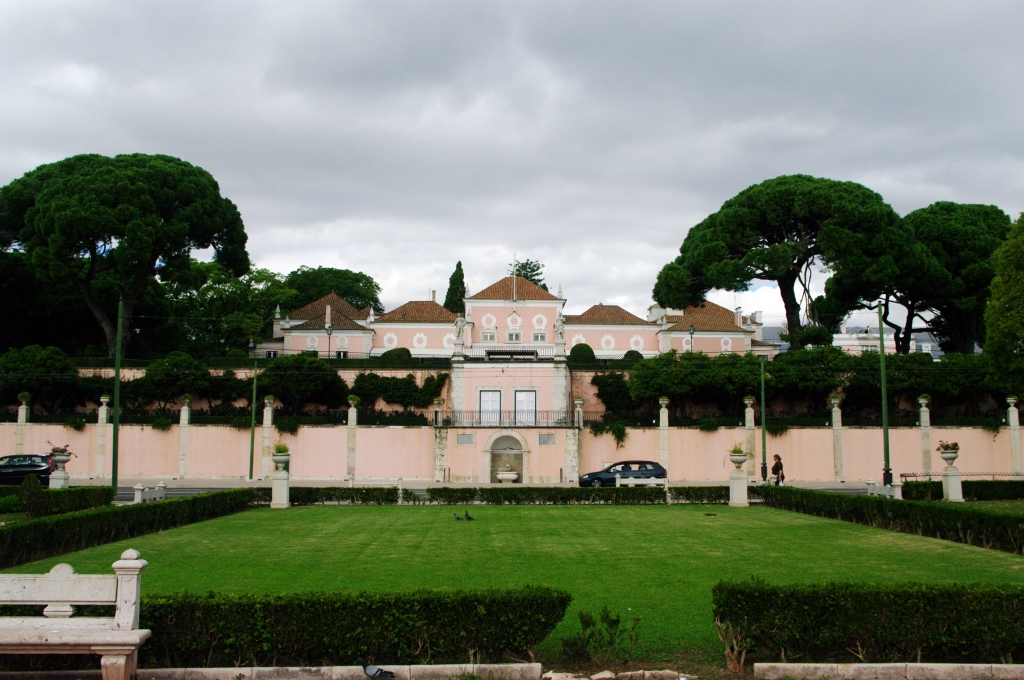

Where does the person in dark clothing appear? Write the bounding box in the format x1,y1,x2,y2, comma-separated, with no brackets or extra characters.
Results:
771,454,785,486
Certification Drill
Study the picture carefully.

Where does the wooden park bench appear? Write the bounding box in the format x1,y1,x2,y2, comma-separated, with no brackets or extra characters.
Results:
0,549,150,680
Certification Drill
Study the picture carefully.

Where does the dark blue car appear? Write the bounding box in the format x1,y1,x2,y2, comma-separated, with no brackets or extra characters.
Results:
0,455,53,486
579,460,667,487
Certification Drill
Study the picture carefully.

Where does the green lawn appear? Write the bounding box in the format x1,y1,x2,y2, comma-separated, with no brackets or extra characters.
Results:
968,499,1024,514
6,505,1024,663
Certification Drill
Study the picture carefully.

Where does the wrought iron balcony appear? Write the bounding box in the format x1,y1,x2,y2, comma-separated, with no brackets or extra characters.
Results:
435,409,573,427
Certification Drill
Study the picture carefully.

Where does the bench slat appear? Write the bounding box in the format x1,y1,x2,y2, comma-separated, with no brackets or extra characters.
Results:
0,618,115,631
0,575,117,605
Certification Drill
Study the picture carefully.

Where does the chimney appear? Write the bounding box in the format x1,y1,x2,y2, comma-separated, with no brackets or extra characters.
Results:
735,307,743,327
431,290,436,302
325,304,332,329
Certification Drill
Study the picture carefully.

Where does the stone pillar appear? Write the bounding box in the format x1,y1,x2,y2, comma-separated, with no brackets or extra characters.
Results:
564,427,579,483
432,398,446,483
743,397,755,478
49,449,71,489
573,397,584,429
451,355,465,411
660,397,671,473
15,395,28,455
940,447,964,502
728,450,749,507
95,395,109,479
919,396,932,475
1008,397,1021,475
891,480,904,499
347,395,359,480
111,548,147,631
261,397,274,478
132,483,145,504
554,357,569,417
271,448,291,509
177,397,190,479
831,395,845,482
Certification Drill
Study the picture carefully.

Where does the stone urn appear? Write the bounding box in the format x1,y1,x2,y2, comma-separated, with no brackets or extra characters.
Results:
940,447,960,467
496,464,519,484
272,451,291,471
50,449,72,473
729,450,748,471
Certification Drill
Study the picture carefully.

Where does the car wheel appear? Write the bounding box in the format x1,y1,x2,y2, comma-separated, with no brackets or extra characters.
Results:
591,479,602,488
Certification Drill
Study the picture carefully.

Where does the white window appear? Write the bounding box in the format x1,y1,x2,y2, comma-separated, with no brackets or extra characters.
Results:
507,331,521,342
264,350,279,358
457,433,474,446
481,331,496,342
532,332,547,343
515,390,536,426
539,433,556,446
335,351,347,359
480,390,501,425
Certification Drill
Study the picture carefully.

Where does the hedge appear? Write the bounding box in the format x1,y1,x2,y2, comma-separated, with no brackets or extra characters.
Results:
903,480,1024,501
0,495,21,514
424,486,727,505
18,479,115,518
712,579,1024,665
756,485,1024,554
0,488,254,569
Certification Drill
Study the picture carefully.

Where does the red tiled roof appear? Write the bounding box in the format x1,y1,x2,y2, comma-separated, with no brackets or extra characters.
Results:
664,301,745,333
290,307,365,332
375,301,458,324
751,338,780,347
468,276,558,301
287,292,369,321
564,304,656,326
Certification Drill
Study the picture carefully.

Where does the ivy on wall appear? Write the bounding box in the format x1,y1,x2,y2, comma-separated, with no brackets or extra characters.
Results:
351,372,449,409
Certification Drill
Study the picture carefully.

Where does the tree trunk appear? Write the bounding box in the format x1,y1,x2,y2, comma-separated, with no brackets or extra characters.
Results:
778,271,804,350
72,279,119,358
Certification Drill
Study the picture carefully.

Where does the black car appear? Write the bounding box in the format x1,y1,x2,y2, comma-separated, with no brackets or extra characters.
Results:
0,454,53,486
578,460,667,487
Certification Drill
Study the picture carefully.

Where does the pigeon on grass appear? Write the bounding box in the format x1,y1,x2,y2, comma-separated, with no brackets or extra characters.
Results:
464,511,474,521
356,658,395,679
453,513,464,520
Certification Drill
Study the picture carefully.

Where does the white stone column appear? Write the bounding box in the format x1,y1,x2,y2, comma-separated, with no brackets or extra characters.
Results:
554,358,569,416
177,397,190,479
347,395,359,480
919,396,932,475
15,394,28,455
574,397,584,429
1008,397,1021,475
743,397,755,478
271,449,291,509
450,356,465,411
111,549,147,631
728,450,749,507
831,395,845,482
660,397,671,473
432,397,447,483
940,447,964,502
95,395,109,478
564,427,579,483
261,397,274,478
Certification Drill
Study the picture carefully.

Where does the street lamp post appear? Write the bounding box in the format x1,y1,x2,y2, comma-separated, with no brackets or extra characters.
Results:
760,356,768,481
688,325,695,352
878,305,892,486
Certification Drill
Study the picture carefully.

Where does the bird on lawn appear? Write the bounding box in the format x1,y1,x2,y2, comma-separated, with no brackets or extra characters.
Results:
465,511,475,521
357,658,395,679
453,512,464,520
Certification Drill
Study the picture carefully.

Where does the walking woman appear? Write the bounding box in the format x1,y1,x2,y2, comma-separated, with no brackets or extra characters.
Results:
771,454,785,486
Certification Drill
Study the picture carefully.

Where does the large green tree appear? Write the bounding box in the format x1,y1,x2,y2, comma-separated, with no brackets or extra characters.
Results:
511,259,548,290
443,261,467,315
0,154,250,357
903,202,1010,353
653,175,904,349
284,266,383,313
984,212,1024,391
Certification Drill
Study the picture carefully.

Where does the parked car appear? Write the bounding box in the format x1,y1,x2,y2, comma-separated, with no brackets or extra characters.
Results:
578,460,667,487
0,454,53,486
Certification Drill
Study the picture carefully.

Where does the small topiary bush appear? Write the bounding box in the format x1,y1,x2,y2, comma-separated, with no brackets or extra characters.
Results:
569,343,596,364
275,416,299,435
151,416,173,431
697,416,720,432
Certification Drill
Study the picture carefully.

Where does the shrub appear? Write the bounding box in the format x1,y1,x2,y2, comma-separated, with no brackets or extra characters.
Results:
151,416,173,431
622,350,644,364
63,414,86,431
139,586,571,667
0,488,254,569
259,354,349,415
561,606,638,664
427,487,479,505
697,416,719,432
352,372,449,409
18,477,114,519
589,419,628,447
669,486,730,504
289,487,399,506
712,579,1024,665
449,486,668,505
756,485,1024,554
275,416,299,435
0,495,21,514
569,343,596,364
903,480,1024,502
764,418,789,437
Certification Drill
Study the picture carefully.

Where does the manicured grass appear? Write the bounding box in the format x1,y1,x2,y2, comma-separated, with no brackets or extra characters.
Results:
968,499,1024,514
6,505,1024,663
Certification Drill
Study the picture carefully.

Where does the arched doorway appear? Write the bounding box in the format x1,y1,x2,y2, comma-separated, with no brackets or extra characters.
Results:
489,434,523,483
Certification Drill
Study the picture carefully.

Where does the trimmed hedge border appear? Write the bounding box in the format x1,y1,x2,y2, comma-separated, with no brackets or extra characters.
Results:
903,480,1024,501
20,484,115,518
0,488,253,569
756,485,1024,554
713,579,1024,664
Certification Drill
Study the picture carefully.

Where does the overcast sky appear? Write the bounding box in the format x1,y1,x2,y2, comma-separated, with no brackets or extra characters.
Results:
2,1,1022,324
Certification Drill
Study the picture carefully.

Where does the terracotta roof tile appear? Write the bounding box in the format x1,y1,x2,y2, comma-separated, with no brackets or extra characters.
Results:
664,301,745,333
288,292,369,322
468,276,558,301
375,301,458,324
289,307,365,332
751,338,780,347
564,304,656,326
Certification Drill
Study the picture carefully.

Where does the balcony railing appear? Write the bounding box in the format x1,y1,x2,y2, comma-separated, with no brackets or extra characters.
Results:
436,409,573,427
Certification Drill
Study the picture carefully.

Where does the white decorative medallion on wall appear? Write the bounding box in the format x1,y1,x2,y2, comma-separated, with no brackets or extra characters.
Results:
413,333,428,349
630,335,644,350
682,337,692,350
443,333,456,349
721,337,732,352
481,313,496,329
532,314,547,330
571,334,586,346
507,313,521,328
306,336,319,348
337,336,349,348
601,334,615,350
383,332,398,349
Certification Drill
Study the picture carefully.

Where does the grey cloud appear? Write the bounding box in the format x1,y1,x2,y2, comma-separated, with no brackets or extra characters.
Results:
1,1,1022,315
